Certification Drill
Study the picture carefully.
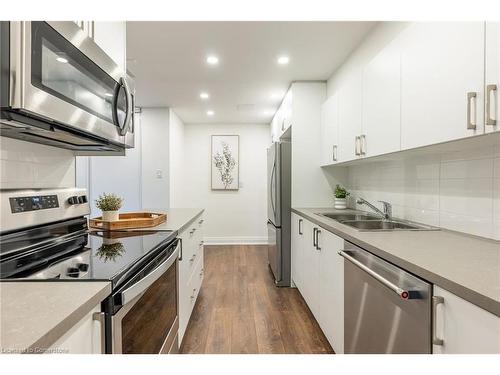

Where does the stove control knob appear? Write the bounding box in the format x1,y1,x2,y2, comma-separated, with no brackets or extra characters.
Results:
78,195,88,204
67,196,79,205
66,267,80,278
77,263,89,272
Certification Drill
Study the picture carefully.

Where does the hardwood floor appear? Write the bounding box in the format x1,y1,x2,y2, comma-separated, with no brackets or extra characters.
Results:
180,245,334,354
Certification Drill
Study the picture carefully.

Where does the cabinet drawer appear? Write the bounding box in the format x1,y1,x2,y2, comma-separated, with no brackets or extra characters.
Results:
187,250,204,315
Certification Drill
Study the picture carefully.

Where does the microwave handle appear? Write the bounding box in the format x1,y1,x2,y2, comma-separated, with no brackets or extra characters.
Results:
120,242,179,304
118,76,133,136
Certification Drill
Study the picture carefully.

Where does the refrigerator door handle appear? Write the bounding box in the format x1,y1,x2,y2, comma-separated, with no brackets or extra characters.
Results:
270,160,276,221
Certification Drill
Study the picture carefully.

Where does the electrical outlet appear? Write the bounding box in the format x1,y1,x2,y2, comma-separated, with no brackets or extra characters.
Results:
156,169,163,179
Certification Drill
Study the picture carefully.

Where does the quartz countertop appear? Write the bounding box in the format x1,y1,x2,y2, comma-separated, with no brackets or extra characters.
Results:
0,281,111,353
292,207,500,317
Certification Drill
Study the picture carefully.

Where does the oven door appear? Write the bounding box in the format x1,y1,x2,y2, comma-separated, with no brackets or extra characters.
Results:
111,240,179,354
9,21,132,146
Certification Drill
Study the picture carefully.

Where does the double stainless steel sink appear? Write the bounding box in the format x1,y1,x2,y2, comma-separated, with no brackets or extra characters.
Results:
318,212,439,232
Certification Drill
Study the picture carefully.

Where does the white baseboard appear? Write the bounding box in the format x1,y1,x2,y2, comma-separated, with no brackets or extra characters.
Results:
203,236,268,245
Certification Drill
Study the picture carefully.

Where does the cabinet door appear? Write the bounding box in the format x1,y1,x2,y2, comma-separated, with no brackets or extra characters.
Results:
433,286,500,354
320,93,339,166
400,22,485,149
291,213,303,288
338,74,363,162
282,89,293,132
485,22,500,133
92,22,127,74
362,39,401,157
318,231,344,354
304,222,321,319
48,304,103,354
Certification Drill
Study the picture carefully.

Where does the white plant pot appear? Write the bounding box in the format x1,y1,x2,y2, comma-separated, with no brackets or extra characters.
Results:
102,210,120,222
334,198,347,210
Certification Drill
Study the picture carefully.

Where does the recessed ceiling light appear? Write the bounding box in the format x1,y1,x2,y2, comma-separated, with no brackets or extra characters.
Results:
200,92,210,100
206,55,219,65
277,56,290,65
104,93,114,97
56,57,68,64
207,110,215,116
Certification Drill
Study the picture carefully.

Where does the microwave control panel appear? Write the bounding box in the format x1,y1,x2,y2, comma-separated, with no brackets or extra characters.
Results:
9,195,59,213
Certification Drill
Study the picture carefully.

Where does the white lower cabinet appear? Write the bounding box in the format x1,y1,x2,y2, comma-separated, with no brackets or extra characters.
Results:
291,214,344,353
433,286,500,354
317,229,344,354
178,214,204,344
48,304,103,354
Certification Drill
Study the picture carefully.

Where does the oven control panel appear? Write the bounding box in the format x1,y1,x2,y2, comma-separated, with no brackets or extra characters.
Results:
9,195,59,213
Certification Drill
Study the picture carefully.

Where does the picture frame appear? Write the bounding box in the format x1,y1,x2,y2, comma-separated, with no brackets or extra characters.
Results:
211,135,239,190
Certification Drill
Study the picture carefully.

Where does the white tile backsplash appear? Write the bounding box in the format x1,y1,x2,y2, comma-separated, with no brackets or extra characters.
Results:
0,137,75,189
343,144,500,240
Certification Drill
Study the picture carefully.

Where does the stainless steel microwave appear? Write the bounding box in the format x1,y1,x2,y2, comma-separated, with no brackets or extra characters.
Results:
0,21,134,154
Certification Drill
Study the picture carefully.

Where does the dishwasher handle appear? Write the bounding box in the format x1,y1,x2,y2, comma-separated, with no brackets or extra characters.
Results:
338,250,417,300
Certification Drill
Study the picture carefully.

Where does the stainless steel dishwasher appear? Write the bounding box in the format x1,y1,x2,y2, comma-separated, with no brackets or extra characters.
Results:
339,242,432,354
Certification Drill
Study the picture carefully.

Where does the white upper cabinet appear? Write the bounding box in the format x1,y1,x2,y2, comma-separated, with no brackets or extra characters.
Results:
92,22,127,74
320,92,339,165
362,39,401,157
338,74,363,162
400,22,485,149
485,22,499,134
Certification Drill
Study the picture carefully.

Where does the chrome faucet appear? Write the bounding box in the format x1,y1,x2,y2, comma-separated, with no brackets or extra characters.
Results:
356,197,392,220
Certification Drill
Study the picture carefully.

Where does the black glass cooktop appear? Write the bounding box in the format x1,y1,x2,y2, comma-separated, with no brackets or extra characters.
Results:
0,227,177,287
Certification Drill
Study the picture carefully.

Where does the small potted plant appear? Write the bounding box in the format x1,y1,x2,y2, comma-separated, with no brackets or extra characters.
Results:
95,193,123,222
334,185,350,210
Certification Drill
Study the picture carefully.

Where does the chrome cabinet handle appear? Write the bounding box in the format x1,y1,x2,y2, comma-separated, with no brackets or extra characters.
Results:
178,238,183,261
190,254,197,263
199,268,204,277
338,251,415,300
315,230,321,251
332,145,338,162
190,228,196,236
313,228,317,247
199,241,204,248
355,136,360,156
486,84,497,126
432,296,445,346
360,135,366,156
190,288,197,300
467,92,477,130
298,219,303,235
198,219,204,225
92,312,106,354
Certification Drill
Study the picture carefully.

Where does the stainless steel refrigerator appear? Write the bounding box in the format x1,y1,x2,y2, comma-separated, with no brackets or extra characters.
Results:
267,141,291,287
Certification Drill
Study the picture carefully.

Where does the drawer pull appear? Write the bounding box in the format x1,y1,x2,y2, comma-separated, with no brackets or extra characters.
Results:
190,288,197,300
199,219,204,225
190,254,197,263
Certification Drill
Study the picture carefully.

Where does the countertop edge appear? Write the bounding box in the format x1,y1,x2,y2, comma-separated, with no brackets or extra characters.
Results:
27,282,111,353
292,208,500,317
176,209,205,233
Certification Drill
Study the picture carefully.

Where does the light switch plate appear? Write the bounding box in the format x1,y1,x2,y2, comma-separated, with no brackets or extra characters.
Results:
156,169,163,179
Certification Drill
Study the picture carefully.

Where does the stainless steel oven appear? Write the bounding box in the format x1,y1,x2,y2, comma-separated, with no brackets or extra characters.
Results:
0,21,134,153
107,238,180,354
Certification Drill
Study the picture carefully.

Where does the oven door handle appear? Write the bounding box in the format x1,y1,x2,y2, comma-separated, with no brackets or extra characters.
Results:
120,242,179,305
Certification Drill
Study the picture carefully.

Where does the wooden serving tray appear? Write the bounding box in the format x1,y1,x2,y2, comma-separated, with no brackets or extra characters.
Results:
89,212,167,230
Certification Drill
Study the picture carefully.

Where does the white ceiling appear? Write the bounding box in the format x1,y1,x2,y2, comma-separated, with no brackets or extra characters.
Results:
126,21,376,124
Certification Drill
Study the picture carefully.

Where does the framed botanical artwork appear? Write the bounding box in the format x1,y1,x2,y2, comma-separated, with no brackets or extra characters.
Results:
211,135,239,190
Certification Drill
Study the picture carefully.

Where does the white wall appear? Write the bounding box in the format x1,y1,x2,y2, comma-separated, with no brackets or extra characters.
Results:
179,123,270,244
76,114,143,216
169,110,185,208
140,108,170,210
0,137,75,190
344,145,500,240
